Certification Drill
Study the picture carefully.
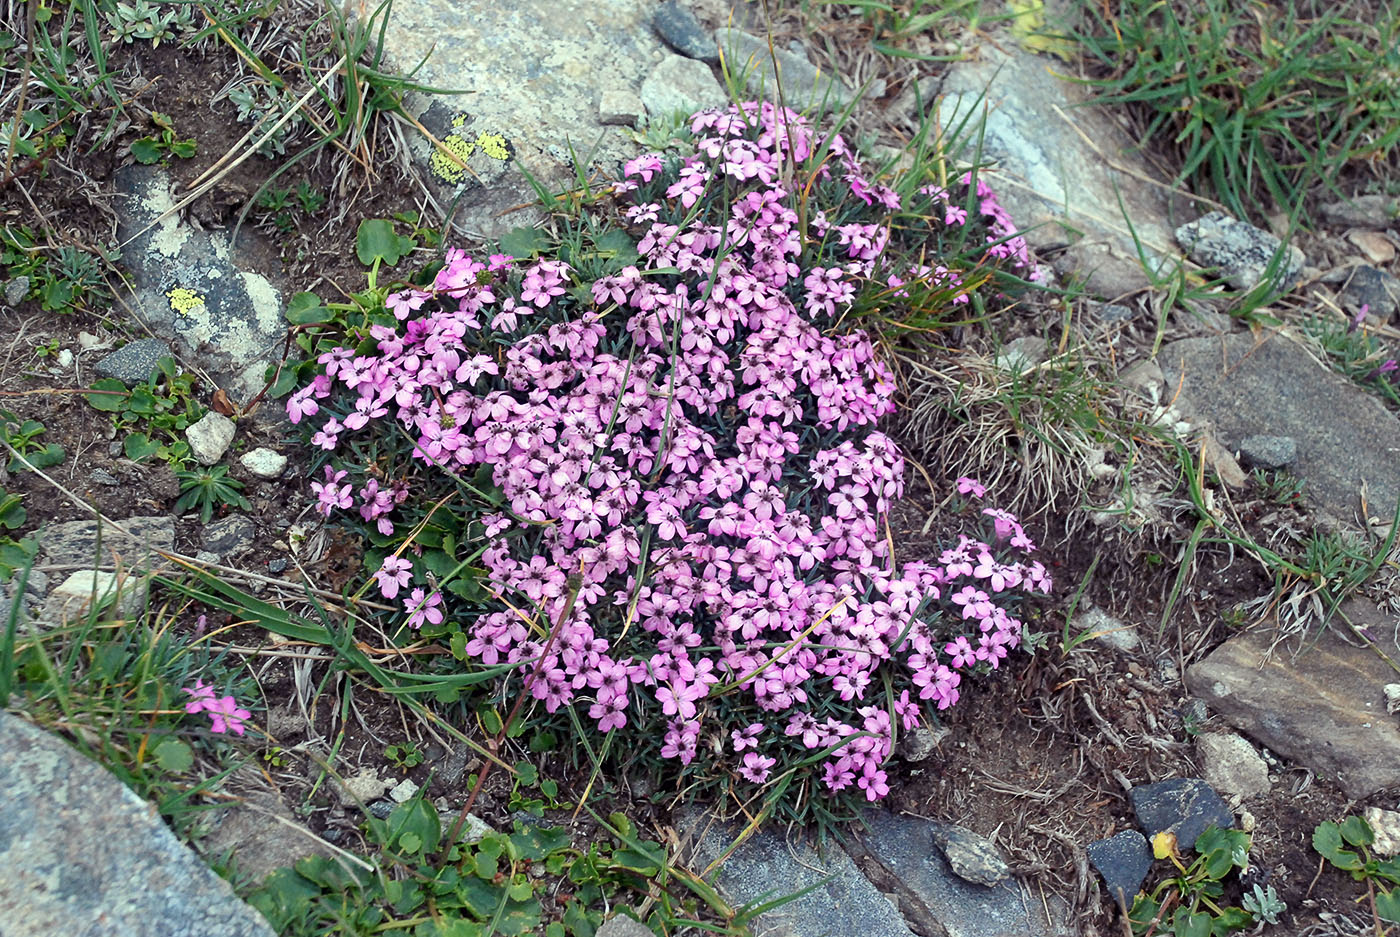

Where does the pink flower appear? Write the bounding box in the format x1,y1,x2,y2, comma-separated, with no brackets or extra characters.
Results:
373,555,413,600
403,588,444,630
955,476,986,498
739,751,776,783
183,679,251,735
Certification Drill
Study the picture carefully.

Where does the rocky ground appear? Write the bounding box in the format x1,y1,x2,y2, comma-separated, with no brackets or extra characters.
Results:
3,1,1400,936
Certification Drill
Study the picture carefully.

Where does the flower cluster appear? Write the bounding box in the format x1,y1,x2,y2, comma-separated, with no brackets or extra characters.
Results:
182,679,251,736
290,101,1049,806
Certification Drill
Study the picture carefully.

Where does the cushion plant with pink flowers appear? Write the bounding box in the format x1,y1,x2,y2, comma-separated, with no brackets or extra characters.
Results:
285,101,1051,824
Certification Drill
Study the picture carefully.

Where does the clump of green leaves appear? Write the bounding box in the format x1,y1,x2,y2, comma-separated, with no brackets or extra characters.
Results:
130,112,197,164
0,227,114,313
104,0,196,46
84,356,204,466
0,486,36,582
383,741,423,771
1072,0,1400,223
1129,826,1277,937
0,409,65,473
1313,815,1400,925
174,465,250,523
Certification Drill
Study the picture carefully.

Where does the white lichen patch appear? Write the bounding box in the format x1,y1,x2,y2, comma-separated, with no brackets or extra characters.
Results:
239,270,282,336
142,179,191,258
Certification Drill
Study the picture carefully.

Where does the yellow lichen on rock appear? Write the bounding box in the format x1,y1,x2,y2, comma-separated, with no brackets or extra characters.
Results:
430,114,511,184
166,287,205,316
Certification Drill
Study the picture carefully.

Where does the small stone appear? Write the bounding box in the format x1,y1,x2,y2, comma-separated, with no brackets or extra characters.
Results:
389,778,420,803
4,275,29,305
1339,264,1400,320
1363,807,1400,856
1073,606,1139,651
203,515,255,556
1156,657,1180,685
194,550,221,566
367,800,394,819
267,557,288,574
87,469,120,487
55,348,74,369
94,338,174,385
437,811,496,845
186,411,236,465
1385,683,1400,715
108,441,122,457
39,570,146,626
1089,302,1137,323
335,769,390,808
994,335,1047,372
240,447,287,479
596,917,656,937
641,54,727,121
1086,830,1153,911
1320,194,1400,229
897,724,950,762
652,0,717,63
1180,698,1209,728
1175,211,1306,293
1196,732,1271,799
598,88,646,128
78,331,109,352
930,822,1011,886
1237,434,1297,469
1129,778,1234,852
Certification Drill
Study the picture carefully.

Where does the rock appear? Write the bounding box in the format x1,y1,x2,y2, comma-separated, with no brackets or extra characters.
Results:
3,275,29,305
39,570,146,626
596,916,656,937
652,0,716,63
54,348,74,369
94,338,175,385
1196,732,1271,799
930,822,1011,887
1386,683,1400,715
679,806,917,937
715,27,854,112
994,335,1047,372
1185,598,1400,799
203,515,256,556
1320,194,1400,229
380,0,677,239
1338,264,1400,320
598,88,645,127
199,791,331,885
335,769,390,808
0,711,276,937
438,810,495,845
1175,211,1306,292
1236,434,1297,469
937,44,1178,299
897,724,950,762
39,515,175,569
1086,830,1153,911
187,411,236,465
368,800,395,819
114,165,284,401
1073,606,1139,651
1161,331,1400,523
88,468,121,487
1347,229,1396,265
854,811,1062,937
1364,807,1400,857
1129,779,1234,852
240,447,287,479
267,557,288,574
641,54,728,122
1088,302,1137,323
389,778,420,803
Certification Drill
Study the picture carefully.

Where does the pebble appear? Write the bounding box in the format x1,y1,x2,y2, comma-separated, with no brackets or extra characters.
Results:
203,515,255,556
930,822,1011,886
368,800,394,819
1237,434,1297,469
267,557,288,574
335,769,390,808
897,724,950,762
186,411,236,465
239,447,287,479
389,778,420,803
94,338,174,385
652,0,717,63
1086,830,1152,911
88,469,120,487
1363,807,1400,856
1197,732,1271,799
4,275,30,305
1175,211,1306,293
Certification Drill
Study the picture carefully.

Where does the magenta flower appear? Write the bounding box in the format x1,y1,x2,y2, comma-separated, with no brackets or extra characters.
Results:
403,588,444,630
183,679,251,736
373,555,413,600
739,751,776,783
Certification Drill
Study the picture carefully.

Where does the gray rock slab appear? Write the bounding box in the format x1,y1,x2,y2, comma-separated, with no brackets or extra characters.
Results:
716,28,854,112
1129,779,1234,851
855,811,1067,937
938,44,1179,299
1185,599,1400,799
596,916,656,937
1175,211,1306,292
1086,830,1152,911
1320,194,1400,229
95,338,174,385
380,0,670,239
203,515,256,556
1159,331,1400,523
0,711,275,937
679,808,915,937
39,515,175,570
653,0,716,63
114,165,285,402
